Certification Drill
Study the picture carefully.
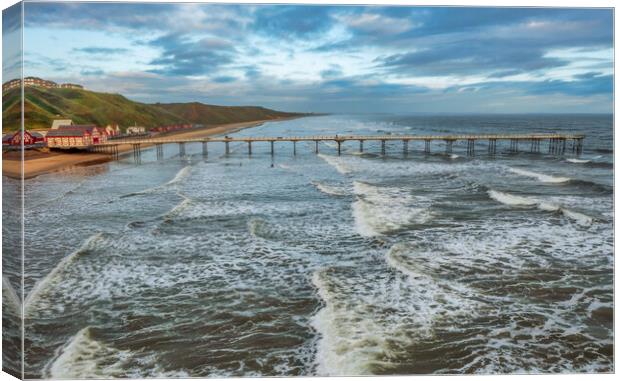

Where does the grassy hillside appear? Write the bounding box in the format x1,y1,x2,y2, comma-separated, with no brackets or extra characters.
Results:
2,87,187,132
2,87,305,132
150,102,302,126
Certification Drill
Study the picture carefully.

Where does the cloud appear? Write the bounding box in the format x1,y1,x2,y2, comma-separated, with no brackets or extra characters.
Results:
448,74,613,97
251,6,334,39
73,47,129,55
147,33,236,76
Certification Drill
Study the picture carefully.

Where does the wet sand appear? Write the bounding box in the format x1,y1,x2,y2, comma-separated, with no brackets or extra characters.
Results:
2,118,292,180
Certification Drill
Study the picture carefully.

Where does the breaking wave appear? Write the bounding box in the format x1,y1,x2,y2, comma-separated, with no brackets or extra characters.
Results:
2,276,21,313
120,165,191,198
43,327,188,379
311,181,349,196
508,167,570,184
24,233,106,315
352,182,432,236
318,154,352,175
488,190,593,226
566,158,591,164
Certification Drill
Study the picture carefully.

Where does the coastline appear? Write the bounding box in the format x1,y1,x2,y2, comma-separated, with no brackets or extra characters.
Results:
2,117,298,180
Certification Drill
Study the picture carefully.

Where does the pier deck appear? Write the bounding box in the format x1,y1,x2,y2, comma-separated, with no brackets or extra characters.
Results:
92,133,585,159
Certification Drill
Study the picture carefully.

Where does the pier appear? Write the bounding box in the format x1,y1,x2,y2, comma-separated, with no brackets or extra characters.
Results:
93,133,585,161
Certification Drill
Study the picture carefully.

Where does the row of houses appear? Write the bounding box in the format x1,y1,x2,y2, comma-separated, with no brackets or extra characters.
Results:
3,119,122,149
150,124,203,134
2,77,84,92
3,120,205,149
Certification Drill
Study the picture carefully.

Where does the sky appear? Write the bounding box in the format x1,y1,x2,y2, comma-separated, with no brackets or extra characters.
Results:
2,2,614,113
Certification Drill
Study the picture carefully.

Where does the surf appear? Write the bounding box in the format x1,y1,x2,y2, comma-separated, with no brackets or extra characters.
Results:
24,233,105,316
318,154,352,175
311,181,349,196
508,167,570,184
352,181,432,237
488,190,594,226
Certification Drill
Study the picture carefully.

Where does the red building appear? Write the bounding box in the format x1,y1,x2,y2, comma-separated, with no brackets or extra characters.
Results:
2,130,45,146
46,125,107,148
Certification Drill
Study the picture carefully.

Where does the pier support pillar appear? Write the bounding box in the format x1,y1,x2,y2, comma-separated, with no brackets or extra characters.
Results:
561,138,566,155
359,140,364,152
202,141,208,156
225,141,230,155
133,144,142,164
381,140,386,155
445,139,453,154
403,140,409,155
156,144,164,160
248,141,252,155
293,141,296,156
179,142,185,157
467,139,475,156
315,140,319,154
424,139,431,154
271,141,274,156
337,141,341,156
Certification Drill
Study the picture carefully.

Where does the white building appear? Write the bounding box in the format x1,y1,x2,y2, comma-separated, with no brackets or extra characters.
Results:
126,126,146,135
51,119,73,129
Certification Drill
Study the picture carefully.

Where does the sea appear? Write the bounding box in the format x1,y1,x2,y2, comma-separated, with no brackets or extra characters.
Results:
2,113,614,377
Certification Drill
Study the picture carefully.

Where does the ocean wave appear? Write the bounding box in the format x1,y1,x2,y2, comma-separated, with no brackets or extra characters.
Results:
508,167,570,183
2,276,21,314
318,154,352,175
352,182,432,236
25,233,106,316
43,327,189,379
44,327,131,379
165,165,192,186
120,165,192,198
311,181,349,196
566,158,590,164
488,190,593,226
449,154,460,160
310,269,396,375
248,218,290,240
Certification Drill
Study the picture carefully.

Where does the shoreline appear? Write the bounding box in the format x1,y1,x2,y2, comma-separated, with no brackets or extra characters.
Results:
2,117,299,180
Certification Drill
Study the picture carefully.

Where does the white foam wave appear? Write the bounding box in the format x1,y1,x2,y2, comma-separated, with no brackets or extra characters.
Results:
566,158,590,164
310,270,388,375
2,276,21,313
25,233,105,315
44,327,131,379
508,167,570,183
488,190,538,206
488,190,593,226
312,181,349,196
449,154,460,159
165,165,191,186
44,327,189,379
318,154,352,175
352,182,432,236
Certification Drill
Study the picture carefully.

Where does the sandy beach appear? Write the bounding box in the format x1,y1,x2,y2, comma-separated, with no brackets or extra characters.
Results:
2,118,291,180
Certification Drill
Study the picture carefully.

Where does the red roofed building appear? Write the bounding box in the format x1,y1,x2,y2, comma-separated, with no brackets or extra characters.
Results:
2,130,45,146
46,125,107,148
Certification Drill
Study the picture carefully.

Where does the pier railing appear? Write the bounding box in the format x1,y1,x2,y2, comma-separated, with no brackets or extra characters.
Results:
90,133,585,159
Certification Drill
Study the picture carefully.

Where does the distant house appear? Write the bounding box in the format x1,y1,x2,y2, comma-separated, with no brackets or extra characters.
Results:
23,77,58,89
60,83,83,89
102,124,121,136
2,130,45,147
126,126,146,135
51,119,73,129
46,125,107,148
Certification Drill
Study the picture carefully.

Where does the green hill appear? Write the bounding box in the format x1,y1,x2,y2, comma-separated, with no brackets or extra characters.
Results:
150,102,302,126
2,86,304,132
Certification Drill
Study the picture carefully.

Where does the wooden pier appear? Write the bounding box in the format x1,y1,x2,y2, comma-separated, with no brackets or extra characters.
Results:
92,133,585,160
